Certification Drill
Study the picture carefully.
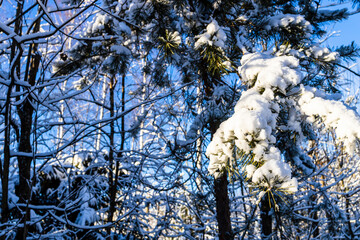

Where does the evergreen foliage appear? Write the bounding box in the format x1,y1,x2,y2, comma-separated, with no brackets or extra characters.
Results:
0,0,360,239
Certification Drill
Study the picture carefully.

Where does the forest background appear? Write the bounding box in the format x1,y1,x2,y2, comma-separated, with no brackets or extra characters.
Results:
1,0,360,239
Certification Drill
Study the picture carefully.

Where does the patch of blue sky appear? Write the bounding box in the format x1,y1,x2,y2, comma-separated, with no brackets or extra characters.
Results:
322,1,360,109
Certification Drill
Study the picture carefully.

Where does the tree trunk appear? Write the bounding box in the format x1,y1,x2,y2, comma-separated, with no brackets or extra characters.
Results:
1,0,24,228
107,75,119,238
214,173,233,240
260,194,272,239
200,54,232,238
15,3,42,237
16,103,34,239
7,0,30,238
201,55,232,239
16,48,40,239
108,76,115,218
1,71,13,225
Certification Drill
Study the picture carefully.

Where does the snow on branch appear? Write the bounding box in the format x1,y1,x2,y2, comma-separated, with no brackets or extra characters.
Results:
299,86,360,153
194,20,227,50
207,51,360,195
206,53,300,193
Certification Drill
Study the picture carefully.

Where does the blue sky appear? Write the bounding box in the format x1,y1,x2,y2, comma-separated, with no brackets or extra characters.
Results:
325,6,360,107
326,10,360,48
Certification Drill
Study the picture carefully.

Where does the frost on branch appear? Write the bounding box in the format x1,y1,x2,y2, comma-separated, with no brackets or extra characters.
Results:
206,52,360,194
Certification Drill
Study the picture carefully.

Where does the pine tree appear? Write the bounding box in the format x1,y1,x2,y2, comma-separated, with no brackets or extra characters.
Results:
205,1,360,237
2,0,359,239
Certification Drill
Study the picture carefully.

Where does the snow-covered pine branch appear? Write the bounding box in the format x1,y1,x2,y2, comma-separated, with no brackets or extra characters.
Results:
206,51,360,196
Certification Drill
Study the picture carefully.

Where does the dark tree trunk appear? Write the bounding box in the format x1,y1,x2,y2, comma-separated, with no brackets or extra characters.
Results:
16,101,34,239
15,4,41,237
108,76,116,224
260,194,272,239
107,74,125,239
1,0,24,228
201,56,233,239
107,75,120,239
214,173,233,240
1,73,13,225
17,100,34,204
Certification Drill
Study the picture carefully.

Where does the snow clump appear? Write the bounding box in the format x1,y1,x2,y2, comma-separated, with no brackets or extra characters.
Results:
195,20,227,49
238,53,302,92
299,86,360,153
206,53,300,193
266,14,313,37
207,51,360,195
305,45,339,62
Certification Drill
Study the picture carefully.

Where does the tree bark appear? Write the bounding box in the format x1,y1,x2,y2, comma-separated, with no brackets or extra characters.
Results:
107,75,115,221
214,173,233,240
15,3,42,238
16,102,34,239
200,55,233,239
107,75,119,239
260,194,272,239
1,68,13,225
5,0,27,238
